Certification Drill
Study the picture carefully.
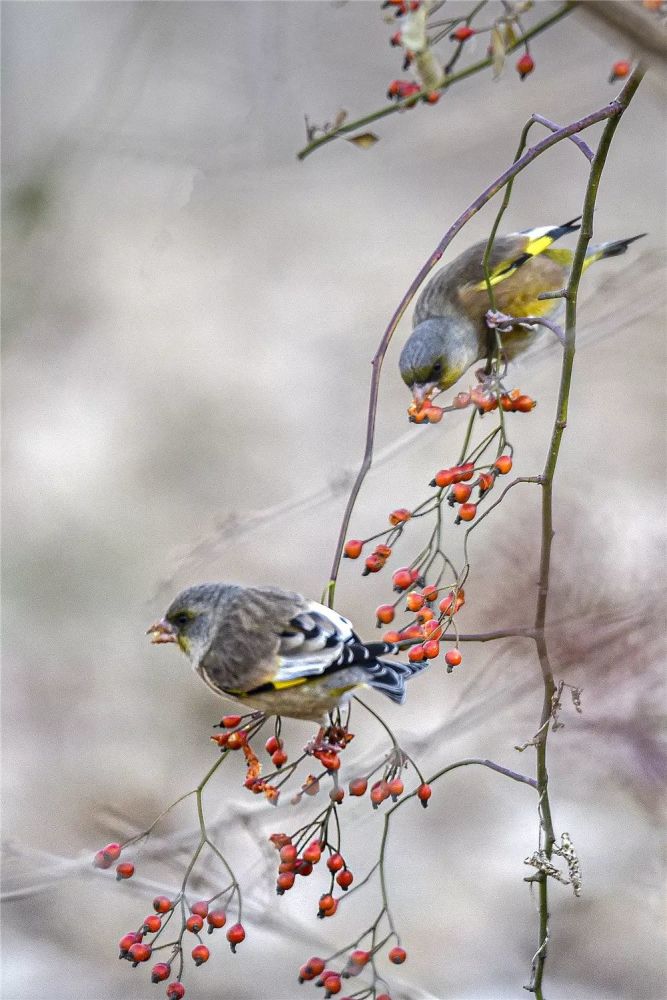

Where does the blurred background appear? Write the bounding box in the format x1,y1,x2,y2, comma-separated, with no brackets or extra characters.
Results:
2,3,666,998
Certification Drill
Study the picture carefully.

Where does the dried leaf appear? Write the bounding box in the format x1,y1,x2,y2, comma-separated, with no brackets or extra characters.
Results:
346,132,380,150
330,109,348,132
502,20,518,49
490,24,506,78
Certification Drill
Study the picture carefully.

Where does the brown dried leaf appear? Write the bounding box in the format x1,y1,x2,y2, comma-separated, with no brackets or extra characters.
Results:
490,24,506,78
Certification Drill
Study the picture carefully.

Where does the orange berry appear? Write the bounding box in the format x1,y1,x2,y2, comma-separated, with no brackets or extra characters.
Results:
349,777,368,796
153,896,173,913
408,644,425,663
422,620,442,639
406,591,424,612
458,502,477,522
364,553,384,573
610,59,631,81
392,568,413,591
424,403,444,421
423,639,440,659
207,909,227,930
166,985,185,1000
326,853,345,873
336,868,354,889
143,914,162,933
451,483,472,503
516,52,535,78
227,730,247,750
280,843,298,865
376,604,395,625
151,963,171,983
128,942,152,964
445,648,462,667
277,871,295,892
478,472,494,494
416,607,434,623
388,777,404,796
433,467,456,488
221,714,242,728
375,543,392,559
422,584,438,602
323,973,342,995
383,629,401,643
186,915,204,933
514,394,536,412
400,623,424,639
318,893,337,916
191,944,209,966
115,862,134,880
494,454,512,475
190,900,209,918
389,507,412,525
370,780,390,807
451,24,474,41
343,539,363,559
423,91,441,105
226,923,245,950
455,462,475,482
303,841,322,864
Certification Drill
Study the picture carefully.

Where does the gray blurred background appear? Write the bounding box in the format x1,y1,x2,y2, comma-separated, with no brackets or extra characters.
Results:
2,3,666,999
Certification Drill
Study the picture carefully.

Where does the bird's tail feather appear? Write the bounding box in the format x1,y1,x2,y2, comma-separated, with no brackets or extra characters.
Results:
365,656,429,705
586,233,647,263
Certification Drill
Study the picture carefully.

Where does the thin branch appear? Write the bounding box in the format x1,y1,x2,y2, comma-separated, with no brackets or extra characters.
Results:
296,2,577,161
324,95,627,608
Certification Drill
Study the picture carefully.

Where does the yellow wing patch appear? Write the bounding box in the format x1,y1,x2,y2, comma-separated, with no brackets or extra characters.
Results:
271,677,309,690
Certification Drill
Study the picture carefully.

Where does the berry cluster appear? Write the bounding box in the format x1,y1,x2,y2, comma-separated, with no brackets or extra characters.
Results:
407,384,536,423
111,893,245,999
298,943,406,998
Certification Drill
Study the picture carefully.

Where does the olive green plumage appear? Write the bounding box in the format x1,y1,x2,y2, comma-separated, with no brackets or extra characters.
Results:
148,582,427,721
399,221,645,401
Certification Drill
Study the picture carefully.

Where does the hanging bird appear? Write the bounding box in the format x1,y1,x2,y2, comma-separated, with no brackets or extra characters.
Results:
147,582,427,721
399,219,645,404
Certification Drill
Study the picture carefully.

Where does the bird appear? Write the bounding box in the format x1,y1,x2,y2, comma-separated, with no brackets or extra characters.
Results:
147,582,428,722
399,219,645,404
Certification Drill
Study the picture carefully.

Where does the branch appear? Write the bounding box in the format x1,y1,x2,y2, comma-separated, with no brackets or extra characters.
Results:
324,95,628,607
296,2,578,161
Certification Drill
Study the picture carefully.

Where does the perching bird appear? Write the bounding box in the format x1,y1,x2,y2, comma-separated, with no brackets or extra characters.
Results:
148,582,427,721
399,219,645,403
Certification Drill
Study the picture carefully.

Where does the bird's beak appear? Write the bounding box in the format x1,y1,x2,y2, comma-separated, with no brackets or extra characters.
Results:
412,382,438,407
147,619,178,644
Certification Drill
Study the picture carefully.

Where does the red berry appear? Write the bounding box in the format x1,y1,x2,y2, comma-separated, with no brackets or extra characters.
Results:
305,957,325,977
364,553,384,573
303,841,322,864
383,629,401,643
190,900,209,918
349,949,370,967
433,468,456,488
422,584,438,602
221,714,242,728
330,786,345,804
458,502,477,522
478,472,494,494
207,910,226,931
93,842,122,868
277,871,295,892
516,52,535,79
392,568,413,591
226,923,245,950
376,604,395,625
408,644,425,663
191,944,209,966
445,648,462,667
389,945,407,964
327,852,345,873
377,996,392,1000
375,543,392,559
336,869,354,889
151,963,171,983
388,777,404,796
452,24,475,40
514,394,536,412
406,591,424,612
295,858,313,877
424,403,444,421
494,454,512,474
323,973,342,995
128,942,152,964
417,783,432,806
143,914,162,933
318,893,337,916
423,91,440,105
119,932,142,957
115,862,134,880
455,462,475,482
280,843,298,865
271,748,288,767
186,914,204,933
349,777,368,796
423,639,440,659
370,780,390,807
317,750,340,771
451,483,472,503
226,730,247,750
166,985,185,1000
344,539,363,559
265,735,282,754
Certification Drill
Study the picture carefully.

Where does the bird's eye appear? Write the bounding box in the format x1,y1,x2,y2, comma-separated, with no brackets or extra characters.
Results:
431,360,443,378
171,611,193,628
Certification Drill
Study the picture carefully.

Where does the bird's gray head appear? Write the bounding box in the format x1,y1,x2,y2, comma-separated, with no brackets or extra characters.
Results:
148,582,234,663
399,316,477,401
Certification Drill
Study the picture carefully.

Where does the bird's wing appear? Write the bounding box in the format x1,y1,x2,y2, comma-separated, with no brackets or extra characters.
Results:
466,218,581,292
271,602,358,685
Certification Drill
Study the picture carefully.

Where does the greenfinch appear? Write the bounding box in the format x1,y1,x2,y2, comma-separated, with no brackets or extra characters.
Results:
148,583,427,721
399,219,645,403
